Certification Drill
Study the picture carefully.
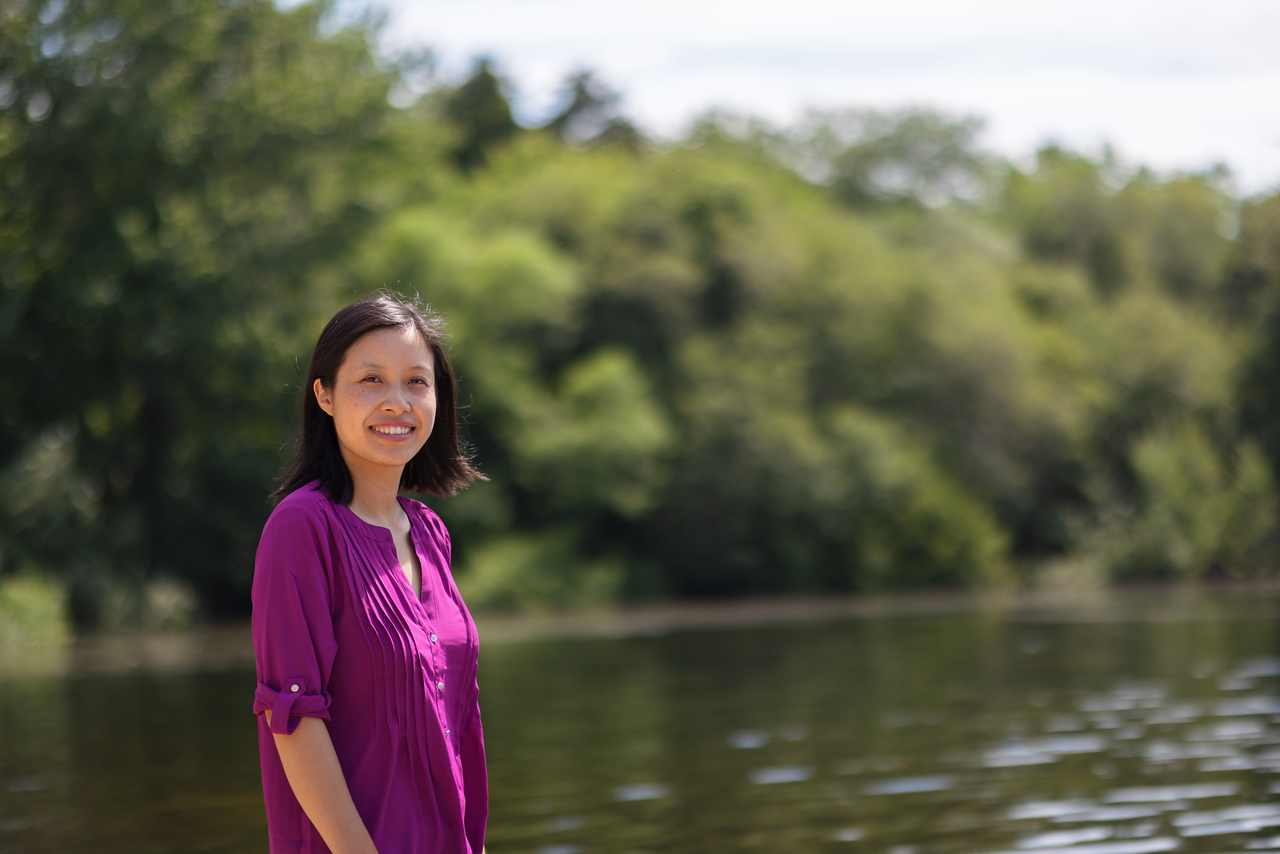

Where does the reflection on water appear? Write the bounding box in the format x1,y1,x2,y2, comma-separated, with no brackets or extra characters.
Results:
2,588,1279,853
0,670,266,852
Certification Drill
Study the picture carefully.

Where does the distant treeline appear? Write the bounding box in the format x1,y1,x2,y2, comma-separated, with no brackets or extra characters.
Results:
3,0,1280,625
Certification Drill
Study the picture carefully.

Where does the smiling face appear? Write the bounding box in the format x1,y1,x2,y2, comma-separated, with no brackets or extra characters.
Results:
313,325,437,486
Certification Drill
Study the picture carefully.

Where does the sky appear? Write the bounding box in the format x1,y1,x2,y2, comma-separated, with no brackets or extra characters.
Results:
372,0,1280,194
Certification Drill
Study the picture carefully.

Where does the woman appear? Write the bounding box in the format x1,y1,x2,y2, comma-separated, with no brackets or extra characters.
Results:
251,294,487,854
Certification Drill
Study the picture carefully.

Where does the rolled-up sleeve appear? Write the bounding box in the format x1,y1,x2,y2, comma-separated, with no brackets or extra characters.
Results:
251,506,338,735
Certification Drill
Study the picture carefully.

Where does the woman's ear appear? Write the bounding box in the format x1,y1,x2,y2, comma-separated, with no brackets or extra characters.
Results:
314,378,334,416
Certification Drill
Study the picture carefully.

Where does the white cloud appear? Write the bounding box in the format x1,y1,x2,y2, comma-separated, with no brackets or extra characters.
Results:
372,0,1280,192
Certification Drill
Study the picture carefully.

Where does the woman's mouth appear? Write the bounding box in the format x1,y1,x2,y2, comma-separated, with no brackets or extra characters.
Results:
370,425,414,436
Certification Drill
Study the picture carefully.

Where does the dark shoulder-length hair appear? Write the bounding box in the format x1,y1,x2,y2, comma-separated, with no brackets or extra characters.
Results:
274,294,483,504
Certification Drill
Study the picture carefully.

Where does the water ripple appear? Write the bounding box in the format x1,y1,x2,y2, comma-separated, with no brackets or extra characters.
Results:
865,775,952,795
749,765,813,785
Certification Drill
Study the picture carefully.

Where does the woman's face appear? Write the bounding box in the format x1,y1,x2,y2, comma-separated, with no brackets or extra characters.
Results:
314,326,437,482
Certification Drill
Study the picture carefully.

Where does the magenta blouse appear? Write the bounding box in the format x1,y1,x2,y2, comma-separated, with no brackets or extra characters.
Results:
251,482,486,854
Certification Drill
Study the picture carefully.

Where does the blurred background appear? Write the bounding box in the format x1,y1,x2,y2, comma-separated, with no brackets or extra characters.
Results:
3,1,1280,852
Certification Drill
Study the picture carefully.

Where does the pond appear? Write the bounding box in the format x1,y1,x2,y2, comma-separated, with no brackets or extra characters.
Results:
2,587,1279,854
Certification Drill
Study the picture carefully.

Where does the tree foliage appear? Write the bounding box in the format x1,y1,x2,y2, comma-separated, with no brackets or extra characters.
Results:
2,0,1278,622
442,58,518,173
0,0,398,621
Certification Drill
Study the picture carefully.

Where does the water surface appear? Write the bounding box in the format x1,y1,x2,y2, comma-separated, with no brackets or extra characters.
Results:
2,588,1278,853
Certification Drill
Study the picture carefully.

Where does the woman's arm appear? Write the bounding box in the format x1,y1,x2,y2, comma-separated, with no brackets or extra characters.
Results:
266,712,379,854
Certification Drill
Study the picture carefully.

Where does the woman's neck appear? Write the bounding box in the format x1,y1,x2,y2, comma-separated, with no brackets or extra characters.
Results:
345,460,406,529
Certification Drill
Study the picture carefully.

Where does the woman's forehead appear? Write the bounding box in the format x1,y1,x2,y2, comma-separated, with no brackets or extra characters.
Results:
343,325,434,368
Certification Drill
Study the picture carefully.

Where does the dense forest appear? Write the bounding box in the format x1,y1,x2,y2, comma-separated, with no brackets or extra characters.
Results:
3,0,1280,628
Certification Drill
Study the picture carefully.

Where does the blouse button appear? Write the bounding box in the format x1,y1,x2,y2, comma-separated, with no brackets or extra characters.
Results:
430,634,438,643
444,729,451,737
437,681,445,690
290,684,299,693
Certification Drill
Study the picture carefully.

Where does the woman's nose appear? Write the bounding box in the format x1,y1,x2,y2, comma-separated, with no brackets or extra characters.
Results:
382,386,411,412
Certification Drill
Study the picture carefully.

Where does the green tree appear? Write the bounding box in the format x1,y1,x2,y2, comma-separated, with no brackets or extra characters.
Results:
0,0,398,622
543,69,642,150
1001,147,1130,295
5,3,1275,618
1238,192,1280,490
778,108,991,209
442,57,519,173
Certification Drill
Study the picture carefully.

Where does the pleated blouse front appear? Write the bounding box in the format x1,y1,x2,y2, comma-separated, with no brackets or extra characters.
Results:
251,482,487,854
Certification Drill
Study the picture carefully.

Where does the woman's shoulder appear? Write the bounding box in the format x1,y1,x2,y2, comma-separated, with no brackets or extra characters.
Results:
401,495,450,541
254,483,341,580
264,481,338,535
400,493,443,524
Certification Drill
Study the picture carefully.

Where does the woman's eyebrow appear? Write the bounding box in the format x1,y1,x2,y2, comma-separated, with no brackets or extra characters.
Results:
355,361,432,371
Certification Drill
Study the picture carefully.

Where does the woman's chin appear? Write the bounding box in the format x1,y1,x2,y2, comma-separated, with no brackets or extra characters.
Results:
341,445,427,474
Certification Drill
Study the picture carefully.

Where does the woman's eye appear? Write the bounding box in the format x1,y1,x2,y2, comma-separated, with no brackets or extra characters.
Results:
362,376,380,383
